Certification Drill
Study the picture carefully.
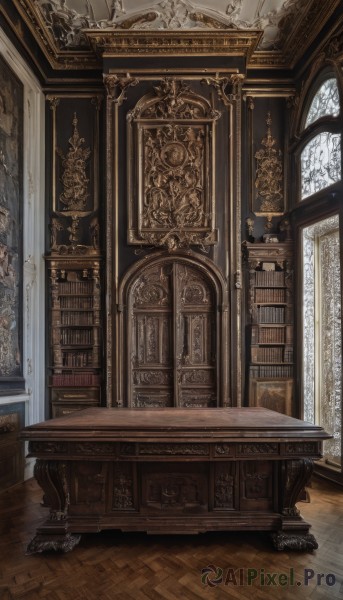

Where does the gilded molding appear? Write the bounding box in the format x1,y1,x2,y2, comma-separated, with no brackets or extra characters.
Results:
103,74,139,105
86,30,262,59
202,73,245,106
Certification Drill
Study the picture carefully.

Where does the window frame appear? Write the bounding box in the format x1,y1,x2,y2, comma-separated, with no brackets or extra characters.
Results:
292,69,343,485
293,69,343,206
301,213,342,470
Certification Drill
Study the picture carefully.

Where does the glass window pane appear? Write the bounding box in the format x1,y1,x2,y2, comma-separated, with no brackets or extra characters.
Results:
305,78,340,128
301,132,341,199
302,215,342,467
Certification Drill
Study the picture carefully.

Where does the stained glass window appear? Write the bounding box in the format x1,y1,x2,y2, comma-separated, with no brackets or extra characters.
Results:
305,78,340,129
302,215,341,467
301,132,341,199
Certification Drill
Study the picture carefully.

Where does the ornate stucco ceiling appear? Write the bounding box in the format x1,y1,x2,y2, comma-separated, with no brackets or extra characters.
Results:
7,0,342,70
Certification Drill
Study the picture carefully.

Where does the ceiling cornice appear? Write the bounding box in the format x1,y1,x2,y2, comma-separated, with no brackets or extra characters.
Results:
4,0,343,73
85,29,262,60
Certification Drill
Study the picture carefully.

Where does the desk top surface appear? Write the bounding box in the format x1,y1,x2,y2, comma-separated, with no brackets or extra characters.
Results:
21,408,330,441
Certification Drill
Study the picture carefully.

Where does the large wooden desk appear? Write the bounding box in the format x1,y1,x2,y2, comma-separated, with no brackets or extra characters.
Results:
21,407,330,553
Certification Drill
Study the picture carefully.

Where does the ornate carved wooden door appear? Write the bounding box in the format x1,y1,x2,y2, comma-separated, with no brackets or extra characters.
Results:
127,259,217,408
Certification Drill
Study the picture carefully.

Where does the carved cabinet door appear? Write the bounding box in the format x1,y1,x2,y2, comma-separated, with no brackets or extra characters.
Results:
128,260,216,408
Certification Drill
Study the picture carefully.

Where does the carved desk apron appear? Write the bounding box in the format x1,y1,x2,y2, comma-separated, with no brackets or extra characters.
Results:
20,407,331,553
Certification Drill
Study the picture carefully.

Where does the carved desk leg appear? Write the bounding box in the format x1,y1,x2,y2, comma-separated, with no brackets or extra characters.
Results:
271,458,318,552
27,460,81,554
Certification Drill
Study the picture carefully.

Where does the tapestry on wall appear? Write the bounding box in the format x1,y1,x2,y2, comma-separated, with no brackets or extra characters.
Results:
0,55,23,384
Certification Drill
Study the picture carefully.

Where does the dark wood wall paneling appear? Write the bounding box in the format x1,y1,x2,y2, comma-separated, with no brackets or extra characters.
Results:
7,0,339,417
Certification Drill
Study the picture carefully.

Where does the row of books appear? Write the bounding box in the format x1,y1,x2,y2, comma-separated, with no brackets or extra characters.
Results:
61,311,94,325
62,351,93,368
58,281,93,294
251,346,285,363
254,271,285,286
60,329,93,345
253,306,285,323
249,365,293,378
251,326,285,344
51,373,101,386
60,297,93,309
255,288,286,303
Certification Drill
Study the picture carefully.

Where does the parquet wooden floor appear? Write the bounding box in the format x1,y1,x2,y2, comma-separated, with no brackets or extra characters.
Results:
0,477,342,600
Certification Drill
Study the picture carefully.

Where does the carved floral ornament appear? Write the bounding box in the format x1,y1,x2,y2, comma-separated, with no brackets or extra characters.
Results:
127,78,221,250
49,113,100,255
254,112,284,216
57,113,91,212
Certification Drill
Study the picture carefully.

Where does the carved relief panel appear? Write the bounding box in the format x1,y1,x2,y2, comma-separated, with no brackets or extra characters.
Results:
240,461,274,511
69,462,107,514
130,263,173,408
127,79,220,249
141,463,208,513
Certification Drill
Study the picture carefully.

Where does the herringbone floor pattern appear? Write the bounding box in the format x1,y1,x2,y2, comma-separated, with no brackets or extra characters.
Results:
0,477,342,600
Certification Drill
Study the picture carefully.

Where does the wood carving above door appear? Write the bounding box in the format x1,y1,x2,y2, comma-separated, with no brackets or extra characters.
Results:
118,252,228,408
127,78,221,250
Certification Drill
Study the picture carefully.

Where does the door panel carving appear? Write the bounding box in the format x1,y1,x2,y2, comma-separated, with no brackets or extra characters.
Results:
121,254,226,407
130,264,173,407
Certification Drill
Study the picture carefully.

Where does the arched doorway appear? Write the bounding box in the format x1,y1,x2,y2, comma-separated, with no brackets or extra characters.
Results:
118,252,228,407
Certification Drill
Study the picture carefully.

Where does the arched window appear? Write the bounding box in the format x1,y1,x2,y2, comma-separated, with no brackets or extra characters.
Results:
304,78,339,128
300,76,341,200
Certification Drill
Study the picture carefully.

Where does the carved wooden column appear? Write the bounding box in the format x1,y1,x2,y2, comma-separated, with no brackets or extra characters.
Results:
103,73,139,406
26,459,81,554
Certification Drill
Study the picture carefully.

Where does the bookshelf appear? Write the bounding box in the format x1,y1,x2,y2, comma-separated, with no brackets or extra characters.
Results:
46,257,102,417
243,242,294,416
